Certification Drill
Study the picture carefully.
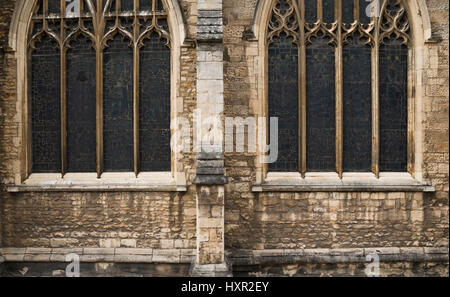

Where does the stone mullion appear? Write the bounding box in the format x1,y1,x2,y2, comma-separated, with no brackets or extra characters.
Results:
299,0,307,177
335,0,343,178
43,0,49,31
60,0,67,176
95,0,104,178
133,0,140,176
318,0,323,21
407,40,415,176
372,10,380,178
354,0,359,20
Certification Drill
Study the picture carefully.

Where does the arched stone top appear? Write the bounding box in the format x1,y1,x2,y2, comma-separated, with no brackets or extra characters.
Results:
249,0,433,44
8,0,188,52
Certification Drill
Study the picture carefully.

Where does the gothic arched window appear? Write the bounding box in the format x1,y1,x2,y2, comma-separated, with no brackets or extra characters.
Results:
29,0,171,177
266,0,411,176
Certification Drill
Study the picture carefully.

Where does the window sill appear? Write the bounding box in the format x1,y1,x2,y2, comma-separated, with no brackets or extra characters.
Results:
7,172,187,193
252,172,435,192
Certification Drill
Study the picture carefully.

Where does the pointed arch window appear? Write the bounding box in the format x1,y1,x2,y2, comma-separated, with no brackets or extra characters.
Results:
266,0,411,177
28,0,171,177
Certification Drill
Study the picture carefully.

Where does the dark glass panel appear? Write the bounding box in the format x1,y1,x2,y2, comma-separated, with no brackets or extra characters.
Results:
343,35,372,171
306,36,335,171
48,0,60,14
66,34,97,172
139,33,171,171
48,18,61,36
140,0,153,10
121,0,134,11
36,0,43,15
342,0,354,23
82,0,92,14
157,0,164,11
158,18,169,32
379,41,408,172
31,21,44,36
305,0,317,23
359,0,371,24
31,35,61,173
322,0,334,23
120,15,134,32
276,0,290,15
103,35,134,172
105,19,116,33
268,33,299,172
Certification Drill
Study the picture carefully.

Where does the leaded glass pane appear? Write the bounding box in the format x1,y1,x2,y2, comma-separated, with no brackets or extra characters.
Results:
157,0,164,11
268,33,299,172
306,37,335,171
31,35,61,173
48,0,60,14
36,0,43,15
140,0,152,10
66,35,97,172
322,0,334,23
343,35,372,172
103,35,134,172
359,0,371,24
379,41,408,172
139,33,171,172
121,0,134,11
305,0,317,23
342,0,354,23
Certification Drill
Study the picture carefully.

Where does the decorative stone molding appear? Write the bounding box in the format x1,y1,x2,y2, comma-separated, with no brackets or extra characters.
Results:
252,173,435,192
7,172,187,192
0,248,195,264
6,0,189,185
250,0,436,185
8,0,189,51
249,0,434,43
228,247,449,265
1,247,447,265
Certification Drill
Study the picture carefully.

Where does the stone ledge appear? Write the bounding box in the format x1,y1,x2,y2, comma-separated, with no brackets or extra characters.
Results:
252,184,435,192
2,247,447,265
0,248,195,264
7,172,188,193
7,184,188,193
228,247,449,265
252,173,435,192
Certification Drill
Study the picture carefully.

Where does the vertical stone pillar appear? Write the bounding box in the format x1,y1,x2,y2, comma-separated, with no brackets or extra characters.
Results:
191,0,230,276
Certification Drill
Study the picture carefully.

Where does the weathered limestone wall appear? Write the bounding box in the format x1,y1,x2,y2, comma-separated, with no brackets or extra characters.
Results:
423,0,449,204
2,191,197,249
222,0,449,251
0,0,18,250
0,0,200,252
0,0,448,276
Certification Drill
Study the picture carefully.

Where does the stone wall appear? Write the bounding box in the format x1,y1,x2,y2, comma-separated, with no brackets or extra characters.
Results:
2,191,197,249
0,0,200,251
0,0,448,276
221,0,449,251
0,0,18,249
